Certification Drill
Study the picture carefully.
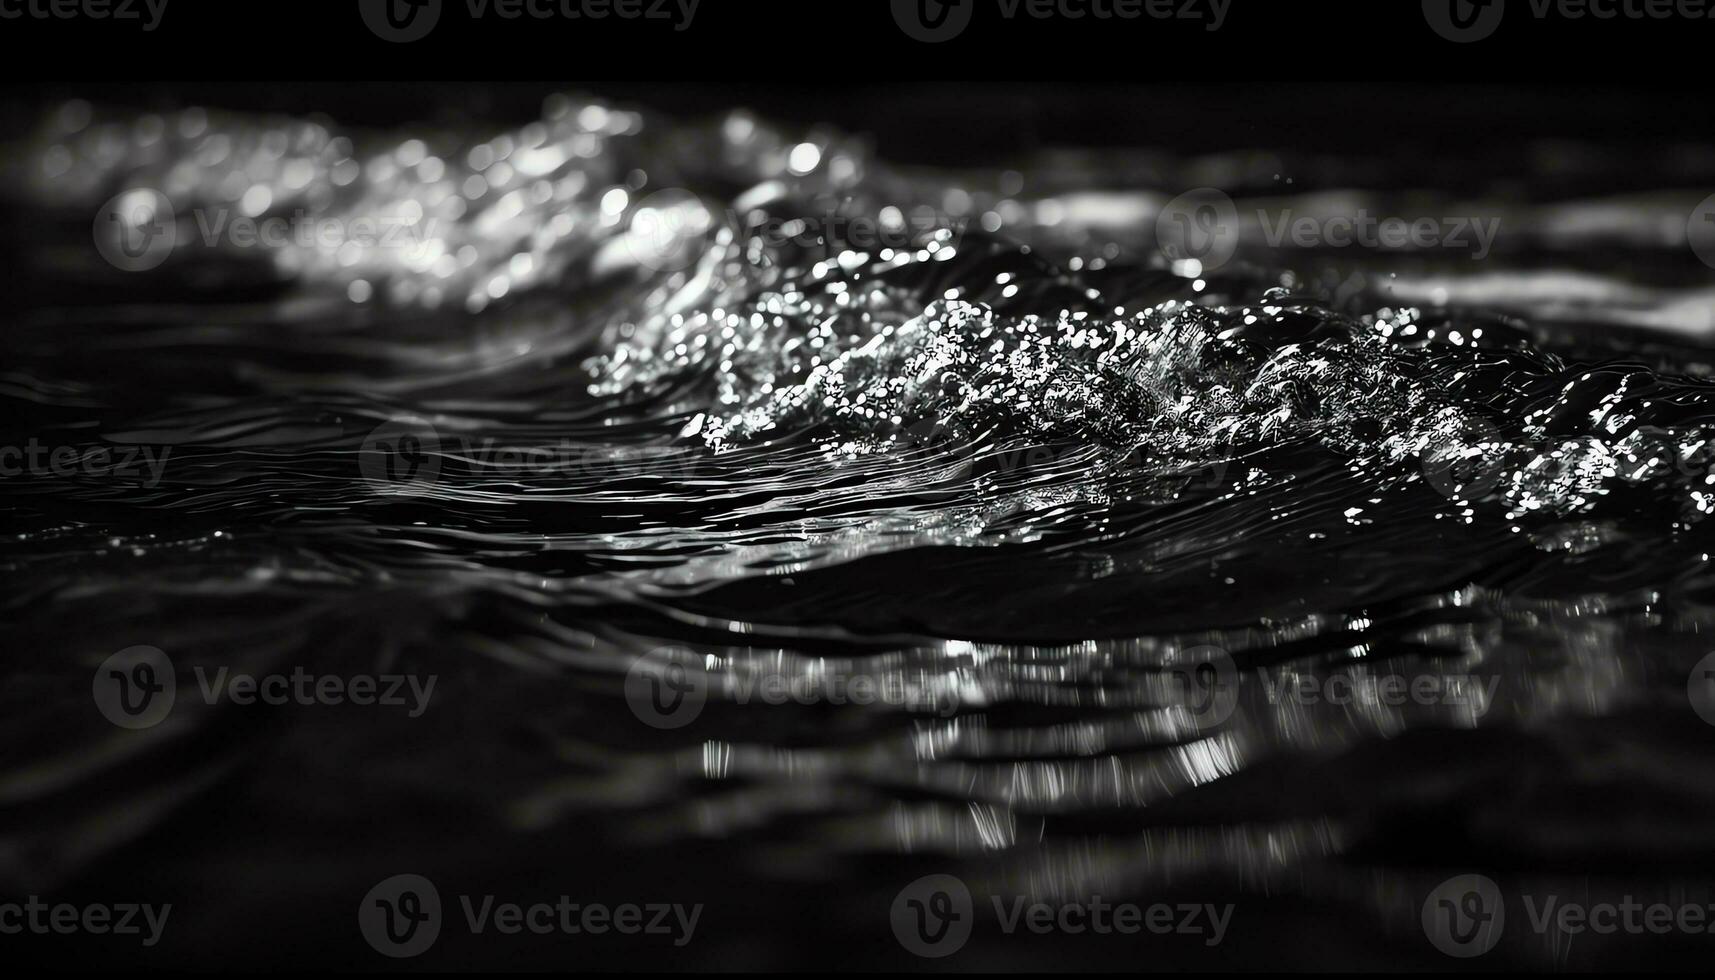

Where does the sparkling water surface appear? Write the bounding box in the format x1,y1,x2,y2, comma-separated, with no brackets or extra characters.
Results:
5,93,1715,969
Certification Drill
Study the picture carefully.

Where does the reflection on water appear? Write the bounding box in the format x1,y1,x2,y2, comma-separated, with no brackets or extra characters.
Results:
5,93,1715,969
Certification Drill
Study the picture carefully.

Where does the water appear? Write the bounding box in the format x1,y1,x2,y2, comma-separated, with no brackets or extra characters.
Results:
5,93,1715,969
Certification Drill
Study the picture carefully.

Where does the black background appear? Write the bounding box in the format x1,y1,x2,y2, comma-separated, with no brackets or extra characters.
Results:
1,0,1709,156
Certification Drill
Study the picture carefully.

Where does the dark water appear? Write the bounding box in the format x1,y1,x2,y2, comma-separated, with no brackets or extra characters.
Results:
6,93,1715,970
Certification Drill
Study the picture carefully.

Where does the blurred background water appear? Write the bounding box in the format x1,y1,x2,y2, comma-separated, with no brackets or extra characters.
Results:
4,84,1715,969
